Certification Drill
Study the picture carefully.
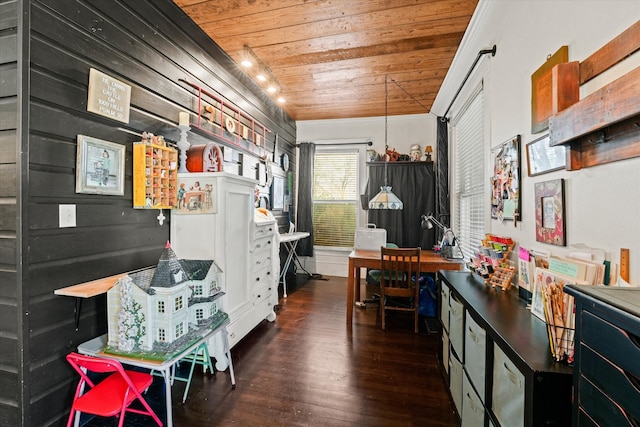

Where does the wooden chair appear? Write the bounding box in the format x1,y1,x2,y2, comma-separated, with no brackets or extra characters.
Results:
380,247,422,333
65,352,163,427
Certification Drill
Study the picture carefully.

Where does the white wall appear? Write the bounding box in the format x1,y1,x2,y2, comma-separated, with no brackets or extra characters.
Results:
432,0,640,284
298,1,640,283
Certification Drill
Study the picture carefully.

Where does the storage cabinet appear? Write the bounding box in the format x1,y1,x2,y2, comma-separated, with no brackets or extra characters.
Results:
438,270,573,427
565,285,640,426
170,172,277,359
133,142,178,209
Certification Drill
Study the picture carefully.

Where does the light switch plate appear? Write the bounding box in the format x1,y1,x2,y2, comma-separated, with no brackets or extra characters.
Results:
59,204,76,228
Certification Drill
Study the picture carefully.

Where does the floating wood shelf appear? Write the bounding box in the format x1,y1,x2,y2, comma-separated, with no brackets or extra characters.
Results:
548,20,640,171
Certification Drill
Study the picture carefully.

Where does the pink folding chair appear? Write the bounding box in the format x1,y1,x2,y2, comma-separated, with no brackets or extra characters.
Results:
65,352,163,427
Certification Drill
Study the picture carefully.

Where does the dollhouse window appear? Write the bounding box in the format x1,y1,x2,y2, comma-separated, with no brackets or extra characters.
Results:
210,305,217,316
175,322,184,338
158,328,166,342
157,301,165,313
194,284,203,296
195,308,204,321
209,281,217,295
174,295,184,311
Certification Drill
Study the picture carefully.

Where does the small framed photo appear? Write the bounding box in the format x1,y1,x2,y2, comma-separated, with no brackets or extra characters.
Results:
526,134,566,176
76,135,125,195
534,178,565,246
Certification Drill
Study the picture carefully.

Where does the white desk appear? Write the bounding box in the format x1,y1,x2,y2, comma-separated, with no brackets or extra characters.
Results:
279,231,310,297
77,319,234,427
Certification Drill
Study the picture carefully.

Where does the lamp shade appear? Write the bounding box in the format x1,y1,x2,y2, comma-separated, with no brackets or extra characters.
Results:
369,186,403,210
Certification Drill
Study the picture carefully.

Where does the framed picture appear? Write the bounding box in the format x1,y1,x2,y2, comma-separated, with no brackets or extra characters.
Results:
174,176,217,214
491,135,521,221
272,175,284,210
526,134,566,176
534,178,565,246
76,135,125,195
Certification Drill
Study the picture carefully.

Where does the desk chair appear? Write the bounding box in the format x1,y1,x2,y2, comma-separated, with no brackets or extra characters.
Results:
380,247,422,333
364,243,398,304
65,352,163,427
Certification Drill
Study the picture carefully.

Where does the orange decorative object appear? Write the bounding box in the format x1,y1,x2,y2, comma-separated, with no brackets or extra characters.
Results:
186,142,223,173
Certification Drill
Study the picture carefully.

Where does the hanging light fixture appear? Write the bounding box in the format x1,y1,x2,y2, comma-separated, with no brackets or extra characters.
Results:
369,75,403,210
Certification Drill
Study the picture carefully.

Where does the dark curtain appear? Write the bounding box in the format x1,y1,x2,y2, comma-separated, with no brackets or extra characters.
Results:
436,118,450,231
296,142,315,256
366,162,436,249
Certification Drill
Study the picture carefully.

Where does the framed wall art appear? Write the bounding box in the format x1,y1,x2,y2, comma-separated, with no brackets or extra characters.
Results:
272,175,284,210
526,134,566,176
76,135,125,196
491,135,521,221
534,178,566,246
174,175,217,214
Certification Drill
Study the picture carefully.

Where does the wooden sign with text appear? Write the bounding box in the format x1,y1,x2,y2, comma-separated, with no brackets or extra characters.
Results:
87,68,131,123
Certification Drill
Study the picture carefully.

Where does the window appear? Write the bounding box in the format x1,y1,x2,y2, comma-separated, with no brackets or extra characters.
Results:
158,328,166,342
194,284,203,296
175,322,184,338
453,88,486,260
312,150,359,248
157,300,165,313
174,295,184,311
195,308,204,321
210,304,218,316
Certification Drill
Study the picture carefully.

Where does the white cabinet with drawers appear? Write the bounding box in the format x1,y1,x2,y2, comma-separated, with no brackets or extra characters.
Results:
171,173,278,357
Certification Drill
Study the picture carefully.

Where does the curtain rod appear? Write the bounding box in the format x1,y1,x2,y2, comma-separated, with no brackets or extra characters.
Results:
294,141,372,147
441,45,496,122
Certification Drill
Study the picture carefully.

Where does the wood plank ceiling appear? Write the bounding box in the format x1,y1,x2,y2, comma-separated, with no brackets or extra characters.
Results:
174,0,479,121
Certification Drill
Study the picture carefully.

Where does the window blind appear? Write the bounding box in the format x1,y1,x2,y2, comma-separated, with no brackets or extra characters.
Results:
312,151,359,248
453,90,485,259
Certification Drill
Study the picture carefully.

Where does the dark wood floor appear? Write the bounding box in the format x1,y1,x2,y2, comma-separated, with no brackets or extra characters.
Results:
85,275,458,427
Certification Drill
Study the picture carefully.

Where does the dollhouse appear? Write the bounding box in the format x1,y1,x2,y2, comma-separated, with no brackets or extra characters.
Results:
106,242,224,352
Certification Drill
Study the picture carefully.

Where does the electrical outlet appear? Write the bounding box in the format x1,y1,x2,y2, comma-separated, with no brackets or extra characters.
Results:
59,204,76,228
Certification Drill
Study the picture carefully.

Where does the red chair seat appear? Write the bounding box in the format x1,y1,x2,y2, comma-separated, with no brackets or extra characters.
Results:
72,370,153,417
65,352,162,427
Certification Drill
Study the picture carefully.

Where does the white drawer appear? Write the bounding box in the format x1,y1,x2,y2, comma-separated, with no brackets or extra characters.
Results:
440,282,451,333
442,332,450,375
462,372,485,427
251,265,274,288
253,222,276,239
449,350,463,416
449,294,464,361
251,235,274,254
464,311,486,402
492,344,525,427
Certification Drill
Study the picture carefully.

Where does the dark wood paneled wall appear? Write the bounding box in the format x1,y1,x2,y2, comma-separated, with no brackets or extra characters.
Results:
0,0,296,425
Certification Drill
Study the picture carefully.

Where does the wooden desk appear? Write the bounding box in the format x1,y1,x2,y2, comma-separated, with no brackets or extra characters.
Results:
347,249,463,326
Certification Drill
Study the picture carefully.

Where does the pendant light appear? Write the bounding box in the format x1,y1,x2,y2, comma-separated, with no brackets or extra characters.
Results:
368,75,403,210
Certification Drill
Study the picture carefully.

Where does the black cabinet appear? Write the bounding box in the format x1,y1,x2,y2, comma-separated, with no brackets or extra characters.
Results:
565,285,640,426
439,270,573,426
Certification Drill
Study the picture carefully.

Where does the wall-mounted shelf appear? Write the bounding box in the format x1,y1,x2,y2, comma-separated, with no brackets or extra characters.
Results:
133,142,178,209
179,79,270,160
548,21,640,171
549,65,640,170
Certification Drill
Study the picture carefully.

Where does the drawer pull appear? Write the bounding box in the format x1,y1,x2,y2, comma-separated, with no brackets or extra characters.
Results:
468,327,477,342
503,362,521,386
256,243,262,248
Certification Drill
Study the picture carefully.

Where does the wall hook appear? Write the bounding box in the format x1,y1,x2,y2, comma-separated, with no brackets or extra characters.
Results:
157,209,166,225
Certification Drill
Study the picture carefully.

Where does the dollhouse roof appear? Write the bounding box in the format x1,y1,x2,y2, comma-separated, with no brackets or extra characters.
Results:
150,243,189,288
128,267,156,294
179,259,214,280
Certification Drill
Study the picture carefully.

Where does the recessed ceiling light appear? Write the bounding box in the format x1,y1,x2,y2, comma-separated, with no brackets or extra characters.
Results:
267,85,277,93
241,59,252,68
257,74,267,82
277,97,286,104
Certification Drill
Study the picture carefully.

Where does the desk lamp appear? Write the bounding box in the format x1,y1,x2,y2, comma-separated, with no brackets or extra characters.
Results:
421,213,464,259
